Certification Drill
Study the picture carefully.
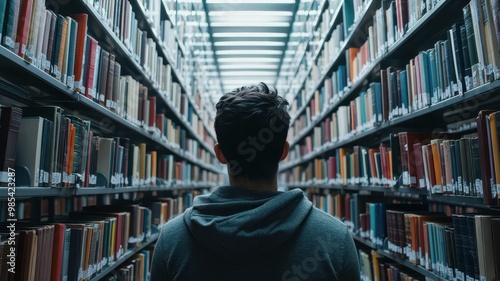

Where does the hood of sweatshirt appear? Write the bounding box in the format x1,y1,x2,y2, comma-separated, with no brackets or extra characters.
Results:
183,186,313,258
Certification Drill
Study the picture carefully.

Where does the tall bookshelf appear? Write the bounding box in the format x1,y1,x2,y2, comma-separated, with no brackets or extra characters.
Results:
278,0,500,280
0,0,222,280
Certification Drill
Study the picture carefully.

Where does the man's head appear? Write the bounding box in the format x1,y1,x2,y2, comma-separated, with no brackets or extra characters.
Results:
214,82,290,181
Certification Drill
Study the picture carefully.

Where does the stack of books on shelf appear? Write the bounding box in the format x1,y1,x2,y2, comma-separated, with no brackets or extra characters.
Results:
306,189,500,281
0,106,220,188
0,192,198,281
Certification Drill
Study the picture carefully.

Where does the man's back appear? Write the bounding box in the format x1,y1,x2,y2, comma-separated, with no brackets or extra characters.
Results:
151,186,360,281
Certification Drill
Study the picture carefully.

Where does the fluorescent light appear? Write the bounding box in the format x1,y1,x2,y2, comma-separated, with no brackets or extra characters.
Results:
213,32,288,38
218,57,281,63
219,64,279,70
209,11,293,17
211,22,290,27
214,41,285,47
210,16,291,22
216,50,282,55
220,71,277,76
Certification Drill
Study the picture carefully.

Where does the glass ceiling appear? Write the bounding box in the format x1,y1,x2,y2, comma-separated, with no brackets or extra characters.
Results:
204,0,298,94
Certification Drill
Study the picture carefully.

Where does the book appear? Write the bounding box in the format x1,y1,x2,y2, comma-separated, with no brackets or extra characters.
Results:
16,117,44,186
0,107,22,177
71,14,88,91
96,138,116,187
488,111,500,200
15,0,33,57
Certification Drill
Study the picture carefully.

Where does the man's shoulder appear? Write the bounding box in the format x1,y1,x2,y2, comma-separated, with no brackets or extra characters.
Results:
304,207,349,236
159,213,189,240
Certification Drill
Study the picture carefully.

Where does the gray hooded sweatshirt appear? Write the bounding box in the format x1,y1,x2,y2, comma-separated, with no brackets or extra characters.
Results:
150,186,360,281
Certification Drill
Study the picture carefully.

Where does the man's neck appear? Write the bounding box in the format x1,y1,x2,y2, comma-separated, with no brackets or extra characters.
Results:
229,177,278,192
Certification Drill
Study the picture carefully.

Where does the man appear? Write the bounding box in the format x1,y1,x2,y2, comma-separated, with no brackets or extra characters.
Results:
151,83,360,281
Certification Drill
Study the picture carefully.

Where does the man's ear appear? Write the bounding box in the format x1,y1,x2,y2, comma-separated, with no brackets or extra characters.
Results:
214,143,228,164
279,141,289,161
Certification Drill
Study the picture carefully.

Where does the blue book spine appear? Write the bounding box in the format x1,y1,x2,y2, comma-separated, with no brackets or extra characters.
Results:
0,0,7,39
360,92,366,127
338,65,346,90
343,0,355,36
419,51,431,106
428,49,439,104
374,82,383,123
400,70,409,112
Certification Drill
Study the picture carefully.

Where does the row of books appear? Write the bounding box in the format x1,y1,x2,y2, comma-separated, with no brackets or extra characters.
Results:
283,128,492,199
399,111,500,204
0,194,195,281
0,189,202,223
282,143,397,188
291,84,380,142
290,0,500,139
0,205,152,281
359,250,425,281
103,248,151,281
283,112,500,202
306,190,500,281
313,0,342,56
385,211,500,281
0,106,219,187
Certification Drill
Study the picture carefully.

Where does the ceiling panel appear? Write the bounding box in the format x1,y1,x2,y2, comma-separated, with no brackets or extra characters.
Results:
203,0,298,94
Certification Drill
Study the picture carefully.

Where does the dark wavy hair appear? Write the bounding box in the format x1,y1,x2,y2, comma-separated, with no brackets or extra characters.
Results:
214,82,290,180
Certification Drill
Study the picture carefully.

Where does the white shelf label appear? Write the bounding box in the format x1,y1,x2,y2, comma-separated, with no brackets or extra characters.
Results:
51,172,62,184
67,75,74,89
89,175,97,185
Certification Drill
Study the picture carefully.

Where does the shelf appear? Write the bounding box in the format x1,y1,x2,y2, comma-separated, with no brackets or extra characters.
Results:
90,232,159,281
351,233,377,249
0,184,215,199
281,68,500,172
0,45,220,172
311,0,344,65
289,0,376,124
376,248,444,280
159,0,189,56
312,0,330,30
351,234,448,280
185,92,217,142
281,123,391,171
127,0,217,152
427,194,500,210
288,183,429,197
286,183,500,209
288,0,460,141
74,0,219,159
289,55,384,146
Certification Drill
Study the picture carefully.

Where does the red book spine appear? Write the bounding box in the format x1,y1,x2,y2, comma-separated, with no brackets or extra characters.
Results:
50,224,66,281
115,215,122,261
175,162,182,180
15,0,33,57
329,156,336,180
156,114,163,135
72,14,88,91
148,97,156,127
413,142,425,189
380,145,388,185
426,144,437,189
84,37,97,100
